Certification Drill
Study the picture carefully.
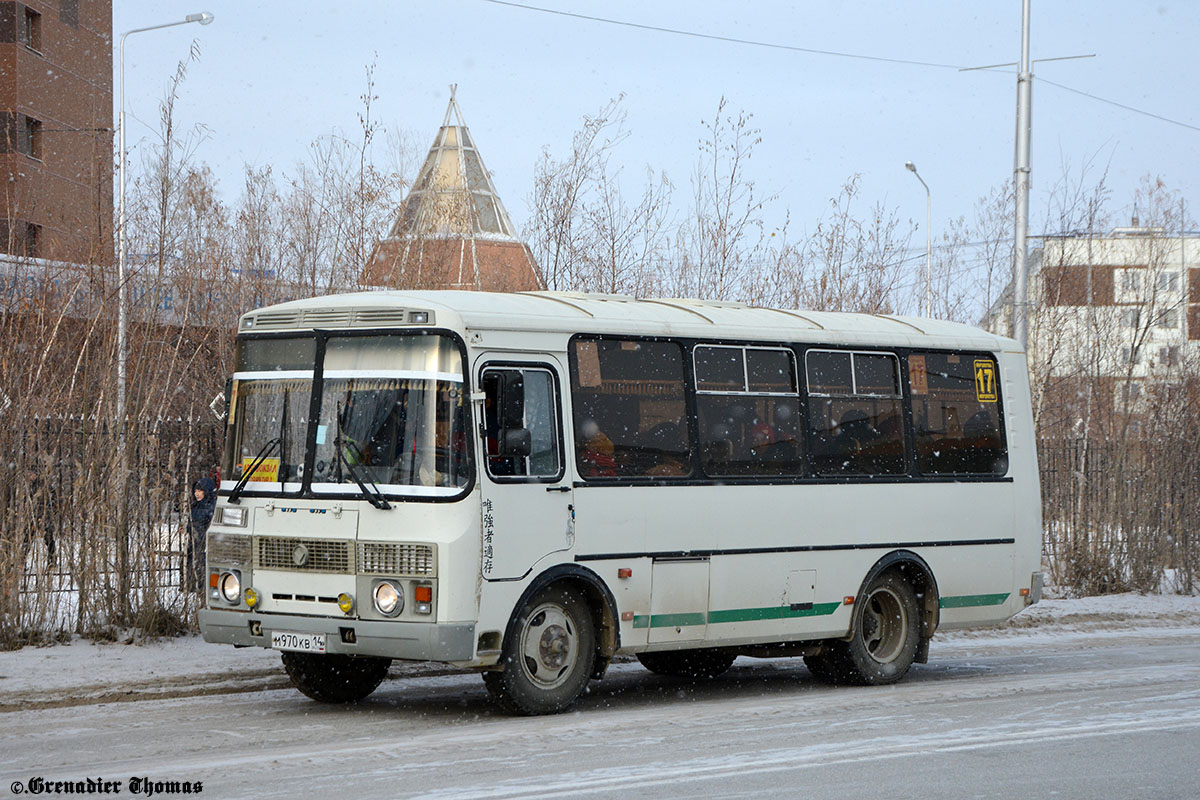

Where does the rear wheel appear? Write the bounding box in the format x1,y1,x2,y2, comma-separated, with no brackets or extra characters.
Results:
811,571,920,686
637,649,736,679
281,652,391,703
483,585,596,715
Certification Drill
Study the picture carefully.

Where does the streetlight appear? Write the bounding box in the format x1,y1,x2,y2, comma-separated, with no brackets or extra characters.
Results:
905,161,932,317
115,11,214,449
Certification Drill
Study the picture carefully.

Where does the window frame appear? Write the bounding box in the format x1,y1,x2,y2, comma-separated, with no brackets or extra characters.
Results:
568,333,696,483
804,347,907,477
905,349,1010,478
693,344,804,479
479,362,567,485
221,328,476,504
563,335,1013,488
805,348,903,399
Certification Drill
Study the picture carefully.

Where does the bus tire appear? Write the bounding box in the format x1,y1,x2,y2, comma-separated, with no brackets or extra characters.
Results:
280,652,391,703
838,570,921,685
636,649,736,679
483,585,595,715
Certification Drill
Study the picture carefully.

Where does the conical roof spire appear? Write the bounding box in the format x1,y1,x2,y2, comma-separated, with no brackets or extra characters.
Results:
362,87,543,291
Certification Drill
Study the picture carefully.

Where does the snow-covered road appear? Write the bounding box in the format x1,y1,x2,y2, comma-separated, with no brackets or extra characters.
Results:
3,595,1199,799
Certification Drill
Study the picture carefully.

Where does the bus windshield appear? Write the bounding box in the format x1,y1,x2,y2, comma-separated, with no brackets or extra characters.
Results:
312,335,470,496
223,333,471,498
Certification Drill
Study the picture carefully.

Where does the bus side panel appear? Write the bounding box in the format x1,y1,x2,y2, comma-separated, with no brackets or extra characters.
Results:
1001,349,1043,607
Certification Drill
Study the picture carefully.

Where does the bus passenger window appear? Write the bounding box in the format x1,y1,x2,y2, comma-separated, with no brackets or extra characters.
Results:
569,338,693,479
909,353,1007,476
694,345,802,478
806,350,905,476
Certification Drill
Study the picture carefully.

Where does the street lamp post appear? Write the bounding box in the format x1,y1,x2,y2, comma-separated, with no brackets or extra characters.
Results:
113,12,213,617
116,11,214,450
905,161,932,317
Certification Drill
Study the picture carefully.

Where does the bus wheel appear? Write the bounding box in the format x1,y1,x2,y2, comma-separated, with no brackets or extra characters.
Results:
281,652,391,703
637,649,736,679
840,571,920,685
483,586,595,715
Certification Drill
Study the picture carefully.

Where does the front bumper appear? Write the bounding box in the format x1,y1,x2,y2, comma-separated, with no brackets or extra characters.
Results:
199,608,476,663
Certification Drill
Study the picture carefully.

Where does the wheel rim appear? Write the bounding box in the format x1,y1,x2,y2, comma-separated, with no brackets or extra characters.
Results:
860,586,908,664
517,600,580,690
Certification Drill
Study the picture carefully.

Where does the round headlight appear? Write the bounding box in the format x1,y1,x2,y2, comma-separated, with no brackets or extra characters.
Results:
220,571,241,603
244,587,259,608
373,581,403,616
337,593,355,614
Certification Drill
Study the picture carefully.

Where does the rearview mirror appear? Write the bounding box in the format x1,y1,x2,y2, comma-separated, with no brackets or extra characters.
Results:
501,427,532,458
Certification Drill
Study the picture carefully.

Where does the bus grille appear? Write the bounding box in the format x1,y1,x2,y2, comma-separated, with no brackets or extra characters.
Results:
255,537,353,573
358,542,436,576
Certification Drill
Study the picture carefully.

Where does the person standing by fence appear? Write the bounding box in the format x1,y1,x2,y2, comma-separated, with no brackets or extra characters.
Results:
187,477,217,593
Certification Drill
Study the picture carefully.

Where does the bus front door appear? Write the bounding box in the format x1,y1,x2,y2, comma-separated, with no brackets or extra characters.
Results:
477,360,572,581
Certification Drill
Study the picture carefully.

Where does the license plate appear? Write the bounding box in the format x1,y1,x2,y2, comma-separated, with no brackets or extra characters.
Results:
271,631,327,653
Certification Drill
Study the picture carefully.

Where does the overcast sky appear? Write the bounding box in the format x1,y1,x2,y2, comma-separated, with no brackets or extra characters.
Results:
113,1,1200,254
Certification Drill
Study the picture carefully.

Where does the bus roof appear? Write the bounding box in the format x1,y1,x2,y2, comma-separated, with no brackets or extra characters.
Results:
239,290,1018,352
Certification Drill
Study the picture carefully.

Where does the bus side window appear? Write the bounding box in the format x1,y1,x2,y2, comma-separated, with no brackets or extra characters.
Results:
909,352,1007,476
569,338,692,479
806,350,905,476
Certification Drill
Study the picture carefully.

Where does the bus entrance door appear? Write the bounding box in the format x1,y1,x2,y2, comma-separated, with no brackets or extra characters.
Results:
477,359,572,581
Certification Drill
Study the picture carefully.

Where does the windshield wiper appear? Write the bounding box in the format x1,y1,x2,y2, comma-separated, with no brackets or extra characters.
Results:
334,404,392,511
228,437,281,504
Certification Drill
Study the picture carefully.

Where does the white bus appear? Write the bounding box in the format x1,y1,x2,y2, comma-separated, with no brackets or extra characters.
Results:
199,290,1043,715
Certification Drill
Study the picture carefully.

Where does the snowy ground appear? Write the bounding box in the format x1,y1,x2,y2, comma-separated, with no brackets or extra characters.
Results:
1,592,1197,710
2,593,1199,799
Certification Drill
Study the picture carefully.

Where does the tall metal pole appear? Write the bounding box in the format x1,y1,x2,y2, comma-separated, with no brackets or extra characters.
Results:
115,12,214,451
1012,0,1033,348
114,13,213,617
905,161,932,316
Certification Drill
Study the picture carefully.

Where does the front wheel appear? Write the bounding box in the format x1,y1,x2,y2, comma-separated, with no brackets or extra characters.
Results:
281,652,391,703
483,585,596,715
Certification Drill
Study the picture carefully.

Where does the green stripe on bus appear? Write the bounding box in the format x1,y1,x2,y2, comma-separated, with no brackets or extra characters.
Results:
939,592,1010,609
708,602,841,624
631,602,841,629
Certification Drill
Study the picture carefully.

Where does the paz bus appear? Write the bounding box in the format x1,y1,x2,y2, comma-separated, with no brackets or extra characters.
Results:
198,290,1043,715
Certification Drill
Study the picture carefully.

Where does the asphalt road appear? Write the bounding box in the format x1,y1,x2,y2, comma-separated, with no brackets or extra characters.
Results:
4,630,1199,799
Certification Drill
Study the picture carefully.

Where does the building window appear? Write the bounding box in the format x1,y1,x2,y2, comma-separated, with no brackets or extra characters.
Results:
1158,346,1181,367
20,6,42,51
23,116,43,159
1120,345,1141,366
1120,308,1140,329
1155,308,1179,329
1,221,40,258
1120,270,1141,293
1155,271,1180,292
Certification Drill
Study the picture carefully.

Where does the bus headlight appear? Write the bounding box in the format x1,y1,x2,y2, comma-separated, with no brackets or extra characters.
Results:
373,580,404,617
220,571,241,604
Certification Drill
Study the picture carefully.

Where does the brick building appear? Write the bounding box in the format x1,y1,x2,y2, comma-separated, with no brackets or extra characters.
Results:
1,0,112,263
